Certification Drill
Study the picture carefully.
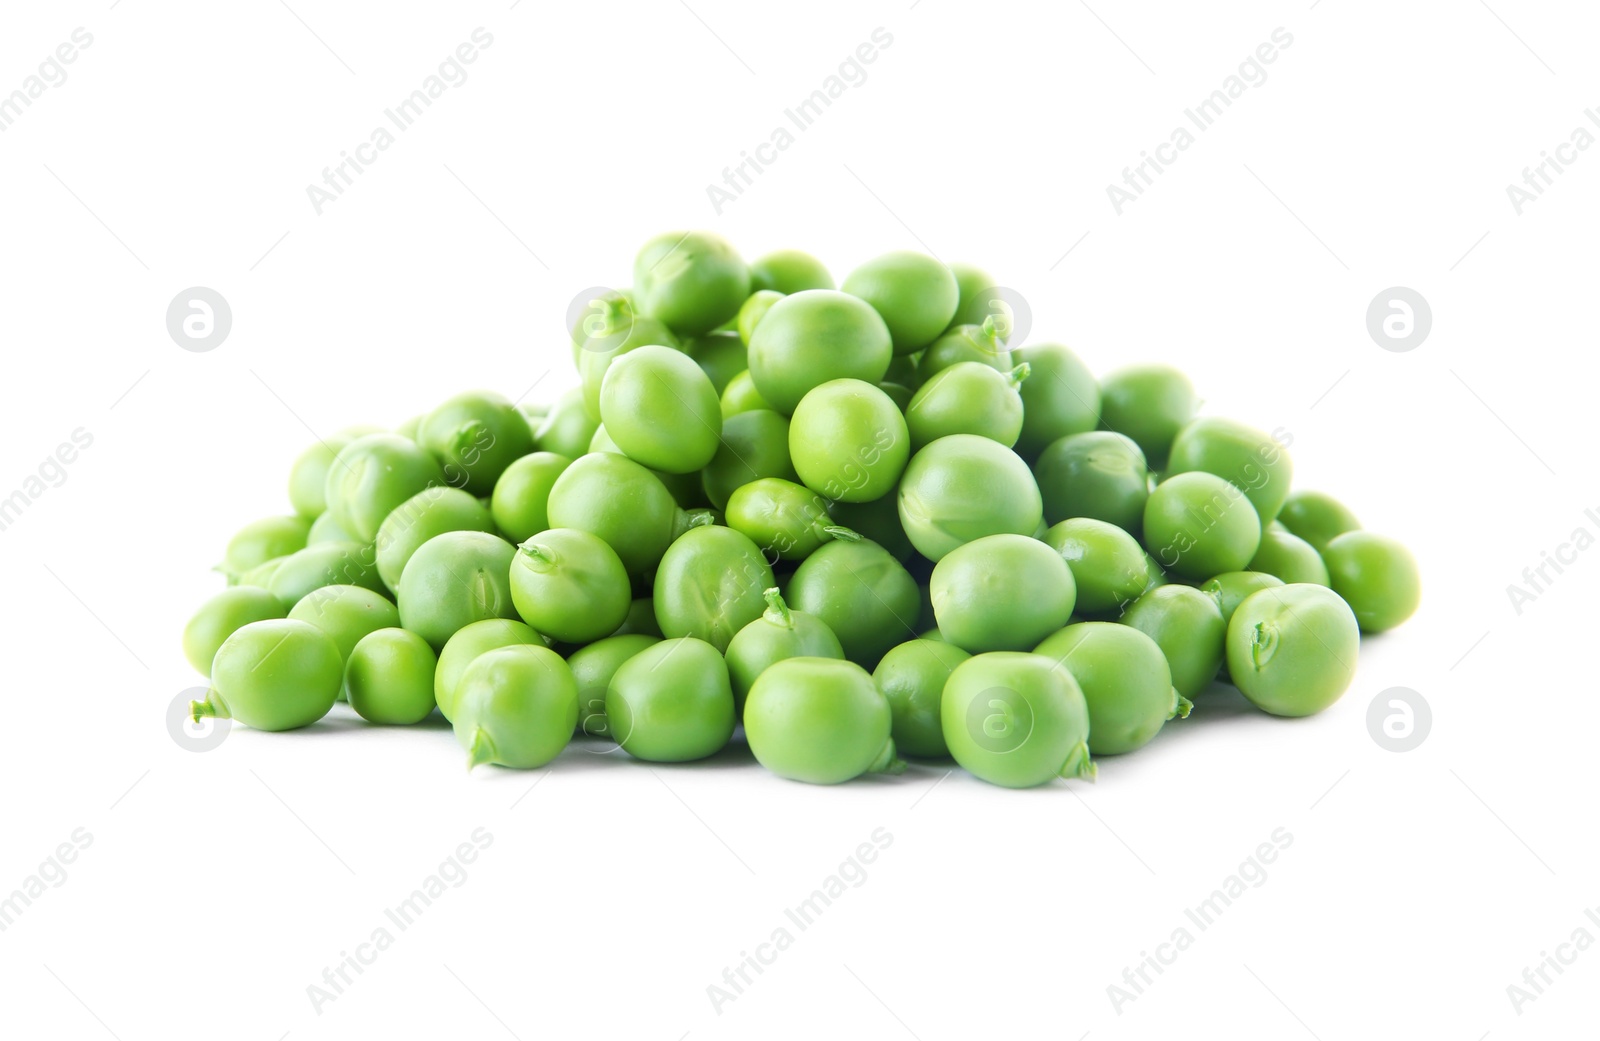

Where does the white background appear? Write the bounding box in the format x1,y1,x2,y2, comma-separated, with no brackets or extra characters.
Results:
1,1,1594,1037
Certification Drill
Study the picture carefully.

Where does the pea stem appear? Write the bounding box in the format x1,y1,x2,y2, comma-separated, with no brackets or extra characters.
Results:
1059,742,1097,782
466,727,495,771
518,541,554,568
1007,362,1032,392
868,738,907,776
1171,691,1194,720
190,689,230,723
761,587,794,629
821,525,860,543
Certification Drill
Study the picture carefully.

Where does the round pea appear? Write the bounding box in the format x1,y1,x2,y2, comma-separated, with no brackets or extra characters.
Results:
786,537,919,667
652,525,775,652
435,618,544,722
599,344,722,474
1042,518,1149,617
789,379,909,503
747,290,892,414
683,330,748,394
906,362,1027,451
508,528,631,644
744,658,903,783
1142,472,1262,580
633,229,750,336
946,262,1010,331
374,485,496,590
182,586,287,676
1120,585,1227,700
1097,365,1197,469
700,409,797,511
1033,431,1149,532
1227,583,1360,716
287,426,383,519
344,628,437,724
1322,531,1421,632
287,584,401,663
897,434,1043,561
829,493,914,562
736,290,784,347
750,249,834,294
191,619,341,731
417,390,535,496
940,652,1095,788
267,541,386,609
725,588,844,712
1013,344,1101,460
454,645,578,768
307,511,355,545
725,477,846,562
606,637,735,762
573,296,681,417
842,251,958,354
546,452,680,579
872,638,970,758
719,369,773,418
490,451,572,544
917,321,1011,382
1199,571,1286,626
568,633,659,738
1035,622,1188,755
929,534,1076,652
612,597,663,638
1248,525,1330,586
396,531,518,649
1166,417,1294,524
219,515,311,582
323,434,446,543
1277,490,1361,552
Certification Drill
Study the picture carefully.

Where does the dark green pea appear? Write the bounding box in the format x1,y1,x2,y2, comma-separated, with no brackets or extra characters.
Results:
606,638,736,762
883,354,919,389
568,633,659,738
1013,344,1100,460
828,493,915,563
906,362,1027,450
929,533,1076,652
1097,365,1197,469
374,485,496,590
633,230,750,336
1032,431,1149,532
611,598,663,638
726,477,848,562
652,525,775,652
683,330,749,394
1248,525,1329,585
1035,622,1188,755
1277,490,1361,552
1199,571,1286,626
490,452,572,544
1042,518,1149,618
1143,472,1262,580
872,638,970,758
534,387,602,459
1167,417,1294,524
786,537,919,668
395,531,518,650
700,409,797,511
1227,584,1359,716
916,320,1012,382
1120,585,1226,700
1322,532,1421,632
878,381,913,412
417,390,536,496
182,586,287,676
725,588,845,712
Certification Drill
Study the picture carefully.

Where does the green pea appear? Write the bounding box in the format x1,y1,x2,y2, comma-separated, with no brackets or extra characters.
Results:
1034,430,1151,531
612,598,663,638
898,434,1043,561
396,531,518,650
1167,417,1294,524
906,362,1027,451
786,537,920,668
546,452,681,580
878,381,913,412
633,230,751,336
744,658,903,783
417,391,536,496
454,645,579,768
1042,518,1149,617
828,493,915,562
725,587,844,712
287,426,383,519
508,528,631,644
719,369,773,418
1097,365,1197,469
946,262,1010,332
267,541,386,610
490,452,572,544
940,652,1095,788
1120,585,1227,700
1277,490,1361,552
434,618,544,722
323,434,446,544
683,330,749,394
700,410,797,511
1199,571,1285,626
568,634,659,738
746,290,893,414
842,251,958,354
182,586,287,676
288,584,401,664
916,320,1011,382
599,344,722,474
236,557,286,590
788,379,909,503
307,511,355,545
749,249,834,294
652,525,775,652
1322,532,1421,632
736,290,785,347
219,515,311,583
1227,584,1360,716
606,637,736,762
1013,344,1101,460
191,619,342,731
1248,525,1329,585
725,477,847,562
930,533,1076,652
872,638,971,758
535,387,602,459
344,628,437,724
1142,472,1262,580
374,485,496,590
1039,622,1189,755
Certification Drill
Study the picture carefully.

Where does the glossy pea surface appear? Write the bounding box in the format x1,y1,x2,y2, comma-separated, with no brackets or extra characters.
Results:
454,645,578,768
193,619,342,731
747,290,892,414
508,528,631,645
789,379,909,503
1035,622,1187,755
1227,584,1360,716
546,453,680,579
652,525,775,652
940,652,1095,788
374,485,496,590
490,452,572,544
873,638,971,759
1042,518,1149,618
1248,525,1330,586
1322,532,1421,632
606,637,735,762
633,229,750,336
841,251,958,354
600,344,723,475
1097,365,1197,469
1013,344,1101,459
1120,584,1227,700
786,537,919,668
396,531,518,650
434,618,544,722
1143,472,1262,580
906,362,1027,451
567,633,659,738
897,435,1043,561
725,588,844,711
1277,490,1361,552
1167,417,1294,524
417,390,536,496
183,586,287,676
287,584,402,663
749,249,834,294
324,433,446,543
1033,431,1149,533
744,658,902,783
929,533,1076,652
700,409,797,511
344,627,437,724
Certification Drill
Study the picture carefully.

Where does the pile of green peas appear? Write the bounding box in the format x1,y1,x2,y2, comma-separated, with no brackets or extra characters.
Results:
183,231,1421,788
